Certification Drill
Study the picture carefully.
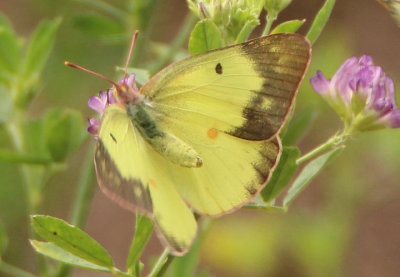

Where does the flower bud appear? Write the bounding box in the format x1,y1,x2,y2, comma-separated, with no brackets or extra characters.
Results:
263,0,292,14
187,0,263,41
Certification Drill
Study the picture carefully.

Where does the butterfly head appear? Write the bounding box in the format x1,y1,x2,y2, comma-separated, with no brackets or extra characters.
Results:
113,74,142,105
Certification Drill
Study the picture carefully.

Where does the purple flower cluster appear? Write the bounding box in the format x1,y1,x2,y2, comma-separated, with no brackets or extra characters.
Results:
87,74,137,137
311,55,400,131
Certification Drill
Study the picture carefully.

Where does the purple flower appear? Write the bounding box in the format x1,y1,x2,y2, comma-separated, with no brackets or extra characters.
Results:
88,90,107,117
120,74,138,91
87,118,100,137
311,55,400,131
87,73,137,137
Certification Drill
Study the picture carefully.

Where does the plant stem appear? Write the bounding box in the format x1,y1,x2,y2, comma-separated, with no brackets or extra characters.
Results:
147,249,173,277
296,132,348,165
6,113,49,275
0,260,37,277
111,267,134,277
126,214,154,274
243,203,286,212
55,148,96,277
70,148,96,228
5,116,33,195
262,12,277,36
148,13,197,74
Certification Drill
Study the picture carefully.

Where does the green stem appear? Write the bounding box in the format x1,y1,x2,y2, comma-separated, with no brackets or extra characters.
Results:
55,148,96,277
0,260,37,277
126,214,154,274
148,13,197,74
70,149,96,228
5,114,49,275
5,117,32,192
111,267,134,277
262,12,277,36
243,203,286,212
296,132,348,165
147,249,173,277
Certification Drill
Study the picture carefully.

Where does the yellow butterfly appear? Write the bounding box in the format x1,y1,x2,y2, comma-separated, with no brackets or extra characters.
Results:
67,33,311,255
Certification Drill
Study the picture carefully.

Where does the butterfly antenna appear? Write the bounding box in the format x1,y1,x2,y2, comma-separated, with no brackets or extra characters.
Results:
376,0,388,9
64,61,119,88
124,31,139,79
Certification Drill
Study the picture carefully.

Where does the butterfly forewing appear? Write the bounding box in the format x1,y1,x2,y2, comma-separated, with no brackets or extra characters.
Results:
96,105,197,255
141,33,311,141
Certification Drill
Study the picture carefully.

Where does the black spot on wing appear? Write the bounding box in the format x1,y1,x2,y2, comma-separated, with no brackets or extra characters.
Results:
215,63,223,74
95,140,153,213
110,133,117,143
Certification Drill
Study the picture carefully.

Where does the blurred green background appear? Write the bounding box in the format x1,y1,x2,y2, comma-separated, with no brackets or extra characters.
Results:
0,0,399,276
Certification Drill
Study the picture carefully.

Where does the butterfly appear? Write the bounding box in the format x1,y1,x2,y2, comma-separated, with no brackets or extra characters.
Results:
66,33,311,255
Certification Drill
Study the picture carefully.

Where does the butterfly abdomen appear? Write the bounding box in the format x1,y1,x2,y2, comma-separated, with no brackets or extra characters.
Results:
128,104,202,168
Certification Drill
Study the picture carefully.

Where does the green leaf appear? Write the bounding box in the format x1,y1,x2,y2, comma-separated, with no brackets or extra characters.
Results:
282,108,318,145
283,148,343,207
0,85,12,123
188,19,223,55
31,215,114,268
30,240,112,272
0,12,14,31
45,108,84,162
23,17,61,83
116,66,150,86
0,149,52,164
126,214,153,272
72,14,125,38
271,19,306,34
0,27,22,78
23,117,50,158
261,146,300,202
0,219,8,256
306,0,336,44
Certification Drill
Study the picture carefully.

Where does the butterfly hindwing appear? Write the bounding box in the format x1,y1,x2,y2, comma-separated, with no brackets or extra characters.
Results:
141,107,282,215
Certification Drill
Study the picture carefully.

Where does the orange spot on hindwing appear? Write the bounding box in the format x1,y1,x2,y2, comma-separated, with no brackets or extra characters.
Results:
149,178,158,188
207,128,218,140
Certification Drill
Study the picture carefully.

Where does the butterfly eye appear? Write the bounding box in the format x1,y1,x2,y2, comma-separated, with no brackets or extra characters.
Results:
215,63,223,74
